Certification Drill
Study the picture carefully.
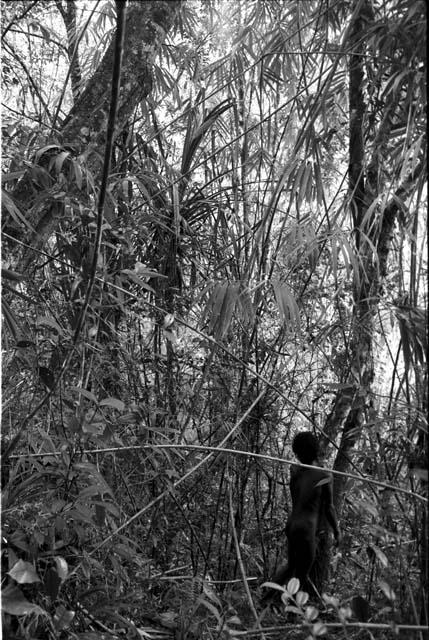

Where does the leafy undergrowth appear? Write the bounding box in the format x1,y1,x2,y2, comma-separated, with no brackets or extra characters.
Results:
1,456,405,640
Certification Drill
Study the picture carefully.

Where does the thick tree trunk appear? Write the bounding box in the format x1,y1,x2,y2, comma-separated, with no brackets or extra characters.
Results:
9,1,181,244
314,0,425,593
5,0,182,408
313,0,376,592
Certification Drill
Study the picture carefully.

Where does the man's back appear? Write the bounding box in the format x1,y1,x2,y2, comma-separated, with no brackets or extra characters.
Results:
288,465,332,541
290,465,332,519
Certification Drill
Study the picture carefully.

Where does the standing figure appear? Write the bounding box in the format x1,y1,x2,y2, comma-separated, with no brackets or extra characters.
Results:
263,431,341,600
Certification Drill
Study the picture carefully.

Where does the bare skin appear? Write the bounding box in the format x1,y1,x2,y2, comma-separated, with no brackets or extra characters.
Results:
263,432,341,600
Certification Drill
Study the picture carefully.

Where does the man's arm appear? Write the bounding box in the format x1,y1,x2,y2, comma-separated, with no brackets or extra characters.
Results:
323,476,341,544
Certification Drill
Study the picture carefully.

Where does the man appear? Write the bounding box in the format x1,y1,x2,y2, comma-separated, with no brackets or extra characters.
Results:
263,431,341,599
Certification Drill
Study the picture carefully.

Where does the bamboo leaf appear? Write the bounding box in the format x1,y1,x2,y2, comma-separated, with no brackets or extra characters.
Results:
272,280,300,330
99,397,125,411
300,161,313,205
2,191,36,233
237,288,255,325
52,151,70,175
1,170,25,184
36,315,64,335
121,271,156,293
378,580,396,601
293,161,306,209
206,283,239,339
304,223,318,270
218,283,239,338
207,283,227,335
69,386,98,404
1,298,20,342
181,99,233,176
314,162,324,206
35,144,62,162
340,235,361,287
360,195,383,233
172,183,180,236
71,160,83,189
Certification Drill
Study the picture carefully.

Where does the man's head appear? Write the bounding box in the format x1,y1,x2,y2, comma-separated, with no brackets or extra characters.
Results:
292,431,319,464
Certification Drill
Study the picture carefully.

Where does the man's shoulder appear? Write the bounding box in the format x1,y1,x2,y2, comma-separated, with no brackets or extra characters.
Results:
291,463,331,474
311,467,333,481
291,465,332,483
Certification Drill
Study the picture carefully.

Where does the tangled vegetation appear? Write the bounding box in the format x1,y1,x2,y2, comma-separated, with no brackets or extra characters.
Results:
1,1,427,638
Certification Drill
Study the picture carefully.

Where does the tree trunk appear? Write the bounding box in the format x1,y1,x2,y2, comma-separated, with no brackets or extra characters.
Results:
314,0,375,591
55,0,82,101
9,1,182,250
314,0,425,592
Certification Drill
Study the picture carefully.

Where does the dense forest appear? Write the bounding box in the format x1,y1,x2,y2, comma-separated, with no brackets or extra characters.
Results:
1,0,427,638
